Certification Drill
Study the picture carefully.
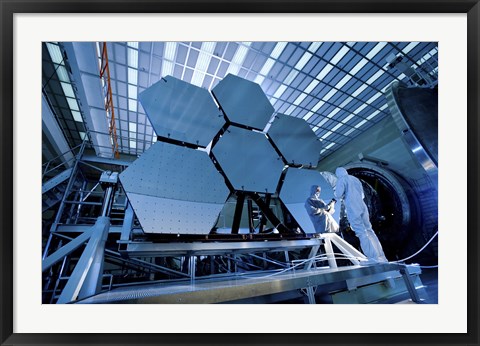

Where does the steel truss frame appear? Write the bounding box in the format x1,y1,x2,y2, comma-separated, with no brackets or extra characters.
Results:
42,142,426,304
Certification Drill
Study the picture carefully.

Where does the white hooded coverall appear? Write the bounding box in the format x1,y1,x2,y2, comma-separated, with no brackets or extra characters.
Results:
335,167,387,262
305,185,339,233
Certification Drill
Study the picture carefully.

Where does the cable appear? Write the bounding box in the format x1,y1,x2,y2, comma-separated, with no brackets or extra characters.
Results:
241,252,367,280
391,230,438,263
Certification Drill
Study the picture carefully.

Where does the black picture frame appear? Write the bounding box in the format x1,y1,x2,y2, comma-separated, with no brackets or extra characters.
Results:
1,1,478,345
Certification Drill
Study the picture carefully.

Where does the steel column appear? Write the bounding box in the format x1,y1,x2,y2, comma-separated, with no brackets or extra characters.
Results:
323,237,338,269
120,202,134,241
231,193,245,234
56,216,110,303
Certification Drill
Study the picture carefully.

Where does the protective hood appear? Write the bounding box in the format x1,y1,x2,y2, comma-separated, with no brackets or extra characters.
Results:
335,167,348,178
310,185,319,196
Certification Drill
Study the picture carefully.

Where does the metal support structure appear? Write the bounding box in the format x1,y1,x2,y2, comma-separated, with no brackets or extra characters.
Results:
120,202,134,241
101,185,114,217
248,192,291,235
305,286,316,304
323,237,338,269
47,139,87,237
42,227,95,272
303,243,320,270
399,265,423,303
189,256,196,285
246,198,255,233
324,233,367,265
57,216,110,303
258,194,271,233
231,193,245,234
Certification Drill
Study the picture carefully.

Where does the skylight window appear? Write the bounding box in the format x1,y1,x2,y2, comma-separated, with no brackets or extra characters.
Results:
71,110,83,123
227,43,250,75
365,92,382,104
330,46,349,65
127,42,139,49
128,99,137,112
273,84,288,98
339,96,353,108
316,64,333,80
128,84,138,99
311,100,325,112
402,42,420,55
46,43,64,65
259,58,275,76
342,113,355,123
66,97,79,111
335,75,352,89
415,47,438,65
311,126,319,132
350,58,368,75
130,140,137,149
190,72,205,87
79,131,87,140
304,80,319,94
351,84,368,97
325,142,335,150
308,42,322,53
127,48,138,69
255,58,276,84
353,104,368,114
192,44,215,86
129,122,137,133
365,70,384,85
60,82,75,98
331,122,343,132
271,42,288,59
355,119,368,129
196,52,212,73
164,42,177,60
317,117,329,127
293,93,307,106
283,70,299,85
56,66,70,82
128,67,138,85
295,52,312,70
366,42,387,59
162,61,174,77
344,128,356,136
321,131,333,140
303,112,314,121
285,105,296,115
366,110,381,120
322,89,337,102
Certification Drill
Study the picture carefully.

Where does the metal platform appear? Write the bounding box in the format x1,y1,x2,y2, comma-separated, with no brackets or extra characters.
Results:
76,262,425,304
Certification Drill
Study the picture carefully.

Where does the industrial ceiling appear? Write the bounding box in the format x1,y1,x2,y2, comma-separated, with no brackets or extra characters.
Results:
42,41,438,160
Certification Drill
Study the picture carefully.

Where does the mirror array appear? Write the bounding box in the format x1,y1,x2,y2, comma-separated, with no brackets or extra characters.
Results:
120,74,339,234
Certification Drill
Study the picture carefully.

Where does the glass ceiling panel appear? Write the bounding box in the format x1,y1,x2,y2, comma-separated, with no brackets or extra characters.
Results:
44,41,437,160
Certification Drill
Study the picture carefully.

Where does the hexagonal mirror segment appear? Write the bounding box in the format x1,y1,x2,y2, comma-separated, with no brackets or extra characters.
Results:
212,126,284,194
138,76,225,147
279,168,340,234
268,113,322,168
212,74,274,131
119,142,230,234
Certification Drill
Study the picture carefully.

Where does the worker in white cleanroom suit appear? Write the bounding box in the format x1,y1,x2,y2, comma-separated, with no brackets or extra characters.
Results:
305,185,339,233
335,167,388,263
